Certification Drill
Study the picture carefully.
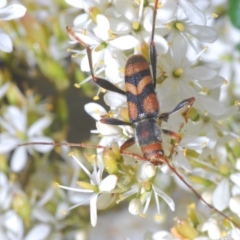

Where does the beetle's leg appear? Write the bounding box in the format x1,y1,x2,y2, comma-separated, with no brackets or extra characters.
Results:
66,26,126,95
162,129,181,157
149,0,159,88
100,118,132,126
159,97,195,122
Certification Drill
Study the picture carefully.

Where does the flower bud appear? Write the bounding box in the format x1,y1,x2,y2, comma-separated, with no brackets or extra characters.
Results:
128,198,142,215
103,148,118,174
174,219,198,239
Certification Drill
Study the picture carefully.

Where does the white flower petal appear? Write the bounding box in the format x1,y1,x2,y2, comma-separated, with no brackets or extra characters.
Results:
6,106,26,132
200,219,221,240
96,121,121,136
104,92,126,108
229,196,240,215
0,32,13,52
180,136,209,149
24,224,51,240
175,151,192,172
197,95,226,116
0,133,19,153
99,174,117,192
11,147,27,172
113,0,136,22
96,14,110,41
198,75,225,90
192,0,209,10
230,173,240,187
65,0,83,8
3,211,24,239
232,185,240,196
37,187,55,206
152,231,175,240
97,192,115,210
157,0,177,24
179,0,206,25
212,178,230,211
56,202,69,219
73,13,89,26
110,35,139,50
153,185,175,211
0,4,26,21
186,66,217,80
84,102,107,120
32,207,55,223
143,33,169,55
186,25,217,43
0,0,7,9
90,194,98,227
28,116,52,137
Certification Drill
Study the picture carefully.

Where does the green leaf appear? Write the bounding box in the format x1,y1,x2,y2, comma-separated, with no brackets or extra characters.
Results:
228,0,240,29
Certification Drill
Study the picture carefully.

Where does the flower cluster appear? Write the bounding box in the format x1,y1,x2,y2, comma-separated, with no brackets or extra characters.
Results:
64,0,240,238
0,0,240,239
0,1,26,52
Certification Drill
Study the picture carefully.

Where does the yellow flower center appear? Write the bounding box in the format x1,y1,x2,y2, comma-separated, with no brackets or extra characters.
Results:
173,68,183,78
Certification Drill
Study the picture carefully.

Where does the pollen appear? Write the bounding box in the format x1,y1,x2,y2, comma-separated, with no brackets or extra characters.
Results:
155,214,162,221
74,83,80,88
158,2,162,8
62,210,67,215
94,108,100,114
238,137,240,142
71,53,78,58
202,87,208,93
173,68,183,78
108,111,114,118
166,23,172,30
203,110,208,115
82,28,87,35
234,100,239,106
140,213,147,218
54,182,60,188
223,80,228,85
212,13,219,18
132,21,141,31
202,142,207,147
183,148,187,156
101,88,106,93
175,22,185,31
108,30,116,40
93,95,99,100
68,152,74,157
116,194,124,204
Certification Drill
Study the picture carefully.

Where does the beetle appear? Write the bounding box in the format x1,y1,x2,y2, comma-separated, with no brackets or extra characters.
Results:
21,0,239,228
66,0,195,166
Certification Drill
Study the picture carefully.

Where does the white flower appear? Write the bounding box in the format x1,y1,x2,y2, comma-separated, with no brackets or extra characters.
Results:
166,11,217,51
158,39,227,117
0,1,26,52
151,230,179,240
198,218,221,240
24,224,51,240
0,210,24,240
58,153,117,227
0,106,53,172
178,0,210,25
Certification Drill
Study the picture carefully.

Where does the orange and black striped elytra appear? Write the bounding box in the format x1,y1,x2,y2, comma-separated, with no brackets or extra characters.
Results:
125,55,159,123
19,0,240,229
